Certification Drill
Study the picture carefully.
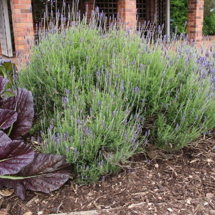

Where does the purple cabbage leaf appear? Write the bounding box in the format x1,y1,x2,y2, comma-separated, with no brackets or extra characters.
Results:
0,109,17,130
0,131,34,175
0,88,34,140
0,153,71,199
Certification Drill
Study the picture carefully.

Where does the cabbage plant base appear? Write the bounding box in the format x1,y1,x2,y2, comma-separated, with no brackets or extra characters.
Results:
0,76,72,199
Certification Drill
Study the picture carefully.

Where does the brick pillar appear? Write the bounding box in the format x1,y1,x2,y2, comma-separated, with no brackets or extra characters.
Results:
82,0,94,21
10,0,34,57
149,0,156,23
187,0,204,43
118,0,137,29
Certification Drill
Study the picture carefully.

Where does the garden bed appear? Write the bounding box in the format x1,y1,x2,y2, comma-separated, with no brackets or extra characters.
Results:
1,134,215,215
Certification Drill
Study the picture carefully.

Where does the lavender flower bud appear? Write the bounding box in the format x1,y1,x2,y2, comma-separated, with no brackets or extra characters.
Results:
175,123,179,131
135,87,140,94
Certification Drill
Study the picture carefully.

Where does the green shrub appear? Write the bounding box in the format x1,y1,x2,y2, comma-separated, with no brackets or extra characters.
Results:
17,12,215,183
170,0,188,34
203,0,215,35
42,86,144,183
203,13,215,35
0,58,17,91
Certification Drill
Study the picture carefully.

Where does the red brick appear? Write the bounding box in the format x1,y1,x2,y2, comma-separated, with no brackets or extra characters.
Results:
12,13,27,18
14,4,27,9
20,9,31,13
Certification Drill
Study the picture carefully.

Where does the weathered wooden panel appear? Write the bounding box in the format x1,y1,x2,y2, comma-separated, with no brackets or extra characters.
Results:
0,0,13,57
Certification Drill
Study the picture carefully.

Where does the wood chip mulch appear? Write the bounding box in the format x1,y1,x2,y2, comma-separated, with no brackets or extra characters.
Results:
1,135,215,215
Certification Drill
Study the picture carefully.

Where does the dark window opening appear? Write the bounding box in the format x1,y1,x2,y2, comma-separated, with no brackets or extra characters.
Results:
137,0,147,20
95,0,118,19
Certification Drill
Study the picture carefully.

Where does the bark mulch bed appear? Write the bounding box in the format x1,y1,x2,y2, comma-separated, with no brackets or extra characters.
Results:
1,135,215,215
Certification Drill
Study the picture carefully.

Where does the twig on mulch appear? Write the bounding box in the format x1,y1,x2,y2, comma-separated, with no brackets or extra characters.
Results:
56,201,63,213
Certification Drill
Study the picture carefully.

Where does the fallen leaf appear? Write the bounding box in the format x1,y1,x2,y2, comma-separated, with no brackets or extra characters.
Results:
0,209,9,215
190,159,199,163
206,193,214,198
0,189,14,197
186,197,192,204
22,212,32,215
207,159,213,163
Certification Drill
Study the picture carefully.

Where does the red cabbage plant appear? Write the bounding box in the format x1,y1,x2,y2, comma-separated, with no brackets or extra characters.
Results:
0,76,71,199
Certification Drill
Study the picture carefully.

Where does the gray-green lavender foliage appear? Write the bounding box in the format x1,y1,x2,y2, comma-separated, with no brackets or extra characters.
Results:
17,8,215,183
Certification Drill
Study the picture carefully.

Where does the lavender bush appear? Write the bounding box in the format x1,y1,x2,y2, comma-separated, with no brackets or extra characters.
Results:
42,86,145,183
17,7,215,183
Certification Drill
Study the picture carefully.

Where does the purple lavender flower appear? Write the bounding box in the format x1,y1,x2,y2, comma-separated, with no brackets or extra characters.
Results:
88,107,92,115
84,127,89,135
102,121,106,129
63,97,69,105
175,123,179,131
34,135,39,143
55,136,60,144
112,111,117,116
26,38,30,45
166,103,169,110
211,68,215,74
210,45,213,52
105,73,109,81
123,119,128,125
66,145,69,152
211,77,215,83
120,80,124,93
64,88,70,95
16,50,21,57
135,87,140,94
96,69,101,76
205,52,210,58
131,138,136,143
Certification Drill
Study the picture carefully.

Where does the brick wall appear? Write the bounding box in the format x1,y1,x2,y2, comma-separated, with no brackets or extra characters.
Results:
118,0,137,29
82,0,94,20
188,0,204,43
149,0,156,23
10,0,34,56
0,0,205,58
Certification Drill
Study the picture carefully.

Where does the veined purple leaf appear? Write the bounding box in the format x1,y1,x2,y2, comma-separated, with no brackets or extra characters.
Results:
0,153,71,199
1,88,34,140
0,109,17,129
21,153,71,193
0,130,11,145
0,76,8,95
0,131,34,175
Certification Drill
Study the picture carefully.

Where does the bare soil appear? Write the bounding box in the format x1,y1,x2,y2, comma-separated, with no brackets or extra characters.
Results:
1,134,215,215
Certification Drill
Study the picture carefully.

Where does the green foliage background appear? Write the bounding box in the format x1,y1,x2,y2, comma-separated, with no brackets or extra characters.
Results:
171,0,215,35
203,0,215,35
170,0,188,34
